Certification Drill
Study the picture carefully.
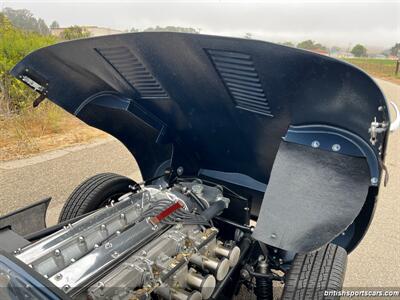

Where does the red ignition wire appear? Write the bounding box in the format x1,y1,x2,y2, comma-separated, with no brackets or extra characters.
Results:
150,201,184,224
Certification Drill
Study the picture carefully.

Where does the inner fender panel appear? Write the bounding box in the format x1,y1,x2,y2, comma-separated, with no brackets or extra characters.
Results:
252,141,370,253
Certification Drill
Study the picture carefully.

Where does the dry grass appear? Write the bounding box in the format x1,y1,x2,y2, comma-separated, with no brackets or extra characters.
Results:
343,58,400,85
0,102,107,161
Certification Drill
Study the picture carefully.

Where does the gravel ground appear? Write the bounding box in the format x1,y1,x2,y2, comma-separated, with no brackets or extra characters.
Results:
0,78,398,291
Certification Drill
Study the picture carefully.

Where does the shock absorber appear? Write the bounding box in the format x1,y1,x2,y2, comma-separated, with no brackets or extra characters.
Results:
255,256,273,300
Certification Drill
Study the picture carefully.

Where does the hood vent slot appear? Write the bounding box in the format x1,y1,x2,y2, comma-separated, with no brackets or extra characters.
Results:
97,47,168,99
207,49,272,117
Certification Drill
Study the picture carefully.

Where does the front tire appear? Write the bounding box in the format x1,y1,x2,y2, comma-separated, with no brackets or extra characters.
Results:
281,243,347,300
58,173,135,223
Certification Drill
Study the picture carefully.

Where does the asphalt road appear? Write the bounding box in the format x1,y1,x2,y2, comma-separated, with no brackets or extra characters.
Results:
0,139,142,225
0,78,399,289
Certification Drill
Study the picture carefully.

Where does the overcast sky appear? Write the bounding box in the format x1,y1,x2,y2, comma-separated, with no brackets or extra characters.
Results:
1,1,399,49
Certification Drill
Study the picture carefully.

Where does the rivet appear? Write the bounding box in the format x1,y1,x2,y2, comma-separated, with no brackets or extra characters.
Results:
311,140,320,148
371,177,378,185
332,144,341,152
63,285,70,292
54,249,61,256
177,166,184,176
55,273,63,281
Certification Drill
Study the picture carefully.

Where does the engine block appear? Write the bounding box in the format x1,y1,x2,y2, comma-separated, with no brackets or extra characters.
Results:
14,181,240,300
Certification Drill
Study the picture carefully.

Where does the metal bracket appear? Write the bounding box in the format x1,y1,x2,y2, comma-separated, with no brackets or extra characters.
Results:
20,75,46,93
368,117,388,146
284,124,380,186
19,72,49,108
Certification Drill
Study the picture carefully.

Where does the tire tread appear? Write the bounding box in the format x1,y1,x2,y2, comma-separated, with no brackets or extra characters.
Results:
282,244,347,300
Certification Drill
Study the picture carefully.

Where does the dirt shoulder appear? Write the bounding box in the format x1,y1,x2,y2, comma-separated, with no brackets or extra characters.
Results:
0,104,107,161
369,73,400,85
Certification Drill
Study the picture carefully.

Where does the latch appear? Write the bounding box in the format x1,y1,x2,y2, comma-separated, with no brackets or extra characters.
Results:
20,75,46,93
19,70,49,108
369,117,388,145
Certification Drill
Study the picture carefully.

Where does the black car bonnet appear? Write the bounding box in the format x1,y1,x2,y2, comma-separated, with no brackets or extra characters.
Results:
11,32,390,252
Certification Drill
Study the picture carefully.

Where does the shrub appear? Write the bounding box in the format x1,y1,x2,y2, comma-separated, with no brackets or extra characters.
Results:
0,13,58,113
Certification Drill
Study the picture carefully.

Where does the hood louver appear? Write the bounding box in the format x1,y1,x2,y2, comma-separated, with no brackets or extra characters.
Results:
97,46,168,99
207,49,273,117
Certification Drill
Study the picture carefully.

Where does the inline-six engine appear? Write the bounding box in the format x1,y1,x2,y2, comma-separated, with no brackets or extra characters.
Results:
14,180,240,300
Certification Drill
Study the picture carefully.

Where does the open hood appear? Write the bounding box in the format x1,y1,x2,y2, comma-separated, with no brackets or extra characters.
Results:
11,32,389,182
12,33,390,252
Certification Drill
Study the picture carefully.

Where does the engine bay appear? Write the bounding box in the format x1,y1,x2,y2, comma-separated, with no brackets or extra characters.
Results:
12,180,248,300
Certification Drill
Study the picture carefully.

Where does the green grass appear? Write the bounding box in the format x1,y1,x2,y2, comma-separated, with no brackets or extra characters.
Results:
343,58,400,82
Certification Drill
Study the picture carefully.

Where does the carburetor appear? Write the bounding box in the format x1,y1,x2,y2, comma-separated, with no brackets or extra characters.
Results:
89,224,240,300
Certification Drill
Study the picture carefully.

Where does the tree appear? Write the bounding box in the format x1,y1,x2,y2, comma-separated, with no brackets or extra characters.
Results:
282,41,294,47
315,43,327,51
0,13,58,113
37,18,50,35
60,25,90,40
297,40,316,50
390,43,400,57
244,33,252,39
3,7,50,35
50,21,60,29
297,40,327,51
351,44,367,57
